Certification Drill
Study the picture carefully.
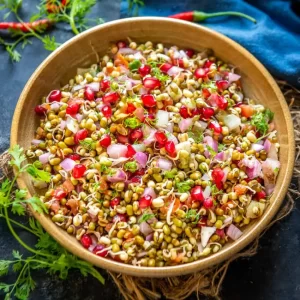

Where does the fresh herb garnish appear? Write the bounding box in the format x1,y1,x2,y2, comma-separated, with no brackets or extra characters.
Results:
206,145,217,157
187,129,204,143
124,117,141,129
26,161,51,182
250,109,274,135
185,209,200,224
201,81,217,91
176,180,193,193
127,0,145,16
129,59,142,71
79,138,96,151
218,143,226,152
138,213,155,223
124,161,138,173
211,184,222,196
164,170,176,179
151,67,170,82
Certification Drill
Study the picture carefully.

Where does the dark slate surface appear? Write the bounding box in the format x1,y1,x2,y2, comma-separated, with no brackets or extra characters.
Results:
0,1,300,299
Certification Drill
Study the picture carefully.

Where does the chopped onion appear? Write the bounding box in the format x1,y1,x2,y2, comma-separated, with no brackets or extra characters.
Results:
86,82,100,92
145,233,154,241
179,50,188,58
134,152,148,168
132,144,146,152
204,136,218,152
201,226,216,247
139,221,153,236
76,114,83,122
203,185,211,199
194,120,208,131
117,47,137,55
222,166,230,183
197,242,203,253
268,143,278,160
133,52,146,61
39,152,51,164
137,251,148,258
207,93,219,107
264,139,272,152
157,158,172,171
228,72,241,83
66,116,79,133
134,107,145,121
72,84,84,92
221,216,233,229
223,114,241,131
142,126,156,146
60,120,66,130
201,173,210,181
167,133,179,145
214,152,225,161
142,187,157,199
165,122,174,133
179,118,193,132
226,224,243,240
175,141,191,153
166,199,176,225
107,169,127,183
138,87,148,95
156,110,169,128
60,158,76,171
51,102,61,112
31,139,43,145
251,143,265,152
107,144,128,158
167,66,183,76
110,157,129,166
262,158,280,195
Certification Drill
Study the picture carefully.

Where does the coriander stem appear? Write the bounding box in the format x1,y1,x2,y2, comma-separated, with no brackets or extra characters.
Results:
8,262,29,296
69,1,80,35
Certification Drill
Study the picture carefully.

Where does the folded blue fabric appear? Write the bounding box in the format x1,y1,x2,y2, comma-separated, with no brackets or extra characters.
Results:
120,0,300,87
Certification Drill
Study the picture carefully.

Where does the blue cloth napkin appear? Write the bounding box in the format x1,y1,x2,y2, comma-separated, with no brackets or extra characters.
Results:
120,0,300,88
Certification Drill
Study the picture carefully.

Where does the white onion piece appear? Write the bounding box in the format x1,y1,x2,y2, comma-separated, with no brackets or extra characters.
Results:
157,53,172,62
261,158,280,195
107,144,128,159
222,166,231,183
51,102,60,112
133,51,146,61
268,143,278,160
39,152,51,164
175,141,191,153
197,242,203,253
60,158,76,171
167,134,179,145
142,125,156,146
203,185,211,199
156,110,169,128
228,72,241,83
139,221,153,236
223,114,241,131
157,158,172,171
110,157,129,166
60,120,66,130
167,66,183,76
137,251,148,258
72,84,84,92
132,144,146,152
221,216,233,229
179,118,193,132
264,139,272,152
117,47,137,55
239,156,262,179
142,187,157,199
32,139,43,145
66,117,79,133
134,152,148,168
86,82,100,92
179,50,188,58
107,169,127,183
201,173,210,181
76,114,83,122
194,120,208,131
251,143,265,152
201,226,216,247
165,122,174,133
226,224,243,240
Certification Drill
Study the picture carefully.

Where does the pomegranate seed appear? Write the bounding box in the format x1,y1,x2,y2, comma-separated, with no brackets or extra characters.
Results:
84,87,95,101
173,58,184,68
160,63,173,73
143,77,161,90
113,214,127,222
126,103,136,114
165,141,176,156
93,244,108,257
191,108,200,116
139,195,152,209
194,68,208,79
34,105,47,115
133,168,146,176
203,197,213,209
255,190,266,200
203,60,213,68
126,145,136,158
117,40,127,48
155,131,167,145
130,176,141,183
99,134,111,148
101,105,112,118
215,95,228,110
103,92,120,105
208,120,222,134
201,107,214,119
74,129,88,144
130,128,143,142
67,154,81,161
116,134,129,144
48,90,62,102
72,164,86,179
141,94,156,108
216,80,229,91
212,167,224,190
138,64,151,77
53,188,67,200
110,197,121,207
100,79,110,92
197,216,208,227
179,106,190,118
216,229,225,238
66,103,80,115
202,88,211,99
185,49,194,58
190,186,204,202
80,234,92,248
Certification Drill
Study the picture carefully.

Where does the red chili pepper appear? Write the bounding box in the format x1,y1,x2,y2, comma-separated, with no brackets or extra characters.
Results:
46,0,68,13
0,19,53,32
169,11,257,24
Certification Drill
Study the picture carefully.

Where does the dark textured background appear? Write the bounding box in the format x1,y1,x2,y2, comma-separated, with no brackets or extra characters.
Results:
0,1,300,299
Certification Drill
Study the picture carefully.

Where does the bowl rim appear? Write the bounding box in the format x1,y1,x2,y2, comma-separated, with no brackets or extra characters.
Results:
11,17,295,277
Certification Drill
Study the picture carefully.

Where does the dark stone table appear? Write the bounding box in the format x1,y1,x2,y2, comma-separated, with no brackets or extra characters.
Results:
0,1,299,299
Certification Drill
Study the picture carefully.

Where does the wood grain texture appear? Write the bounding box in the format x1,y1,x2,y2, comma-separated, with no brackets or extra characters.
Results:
10,17,295,277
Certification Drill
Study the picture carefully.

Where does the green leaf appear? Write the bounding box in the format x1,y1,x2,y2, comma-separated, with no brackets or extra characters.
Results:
138,213,155,223
250,109,274,135
124,161,138,173
12,261,23,272
8,145,26,169
187,130,203,143
218,143,226,152
206,145,216,157
151,67,170,82
79,138,96,151
23,196,48,214
175,181,193,193
11,202,25,216
129,59,142,71
42,35,59,51
28,217,44,237
26,164,51,182
211,184,222,196
12,250,22,260
0,282,11,293
185,209,200,224
3,11,10,19
124,117,141,129
164,170,176,179
0,260,11,276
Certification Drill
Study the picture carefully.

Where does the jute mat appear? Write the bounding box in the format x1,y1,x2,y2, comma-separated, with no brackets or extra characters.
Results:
0,80,299,300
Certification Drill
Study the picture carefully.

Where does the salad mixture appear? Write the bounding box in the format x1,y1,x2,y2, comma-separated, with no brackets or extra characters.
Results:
28,40,280,267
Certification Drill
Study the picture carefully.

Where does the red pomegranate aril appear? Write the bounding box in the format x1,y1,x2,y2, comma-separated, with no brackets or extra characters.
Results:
155,131,167,145
101,105,112,118
143,77,161,90
216,80,229,91
72,164,86,179
66,103,80,115
255,190,266,200
99,134,111,148
74,129,88,144
80,234,92,249
116,134,129,144
138,64,151,77
190,186,204,202
216,229,225,238
215,95,228,110
185,49,194,58
68,154,81,161
202,88,211,99
208,120,222,134
201,107,215,119
179,106,190,118
53,188,67,200
139,195,152,209
93,244,108,257
126,103,136,114
130,175,141,183
117,40,127,48
173,58,184,68
194,68,208,79
160,63,173,73
212,168,224,190
203,197,213,209
113,214,128,223
100,79,110,92
141,94,156,107
126,145,136,158
130,128,143,142
103,92,120,105
48,90,62,102
34,105,47,115
110,197,121,207
84,87,95,101
191,108,200,116
203,60,213,68
165,141,176,156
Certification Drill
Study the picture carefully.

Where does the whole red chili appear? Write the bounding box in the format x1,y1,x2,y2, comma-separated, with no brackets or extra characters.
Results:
0,19,53,33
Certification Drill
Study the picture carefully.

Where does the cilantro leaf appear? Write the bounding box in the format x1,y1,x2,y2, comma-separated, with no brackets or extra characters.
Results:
250,109,274,135
8,145,26,170
11,201,25,216
185,209,200,224
138,213,155,223
79,138,96,151
176,180,193,193
12,250,22,260
206,145,217,157
124,161,138,173
124,117,141,129
43,35,59,51
218,143,226,152
187,130,203,143
26,164,51,182
23,196,48,214
151,67,170,82
164,170,176,179
0,260,11,276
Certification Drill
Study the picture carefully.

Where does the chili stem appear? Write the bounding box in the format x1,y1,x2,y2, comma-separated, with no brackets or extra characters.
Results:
194,11,257,24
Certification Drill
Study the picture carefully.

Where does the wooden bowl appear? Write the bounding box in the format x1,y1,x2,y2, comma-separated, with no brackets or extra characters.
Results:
11,17,295,277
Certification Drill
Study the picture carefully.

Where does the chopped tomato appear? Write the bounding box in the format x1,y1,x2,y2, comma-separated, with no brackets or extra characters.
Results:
62,179,74,193
240,105,254,118
66,198,79,215
234,184,248,196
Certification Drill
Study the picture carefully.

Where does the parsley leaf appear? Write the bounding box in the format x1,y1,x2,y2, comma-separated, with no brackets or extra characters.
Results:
138,213,155,223
176,181,193,193
250,109,274,135
43,35,59,51
218,143,226,152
